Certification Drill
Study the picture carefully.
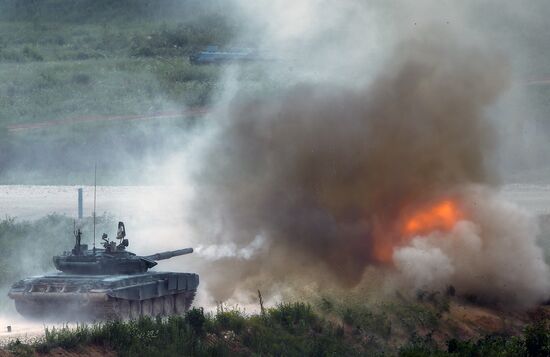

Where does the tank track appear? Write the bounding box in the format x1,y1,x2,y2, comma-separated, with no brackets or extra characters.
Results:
14,291,196,320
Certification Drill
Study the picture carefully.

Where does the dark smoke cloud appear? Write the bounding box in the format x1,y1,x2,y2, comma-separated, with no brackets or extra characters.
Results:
189,32,509,300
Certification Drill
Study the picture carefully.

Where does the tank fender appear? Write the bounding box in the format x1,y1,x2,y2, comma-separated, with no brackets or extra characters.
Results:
105,273,199,301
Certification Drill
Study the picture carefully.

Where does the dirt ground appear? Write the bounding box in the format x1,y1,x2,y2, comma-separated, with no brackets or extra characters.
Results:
0,345,116,357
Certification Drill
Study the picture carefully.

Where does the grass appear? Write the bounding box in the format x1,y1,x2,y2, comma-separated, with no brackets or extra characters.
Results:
7,304,362,357
0,39,224,125
399,319,549,357
0,0,234,125
0,57,220,125
4,303,549,357
0,0,250,185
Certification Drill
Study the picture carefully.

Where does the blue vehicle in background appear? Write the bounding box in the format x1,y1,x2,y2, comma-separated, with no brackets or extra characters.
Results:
189,45,261,65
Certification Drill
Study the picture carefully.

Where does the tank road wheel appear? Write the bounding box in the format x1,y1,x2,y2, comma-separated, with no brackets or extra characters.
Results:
130,300,141,319
175,293,187,315
163,295,175,316
114,299,131,320
141,299,153,317
152,298,164,317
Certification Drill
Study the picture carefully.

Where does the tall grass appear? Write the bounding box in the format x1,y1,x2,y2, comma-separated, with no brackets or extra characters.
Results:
8,304,359,357
5,303,549,357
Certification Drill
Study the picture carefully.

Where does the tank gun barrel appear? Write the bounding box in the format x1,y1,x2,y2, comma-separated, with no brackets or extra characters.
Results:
145,248,193,261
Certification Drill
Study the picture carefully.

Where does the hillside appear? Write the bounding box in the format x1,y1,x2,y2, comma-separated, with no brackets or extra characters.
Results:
0,0,246,184
0,0,238,124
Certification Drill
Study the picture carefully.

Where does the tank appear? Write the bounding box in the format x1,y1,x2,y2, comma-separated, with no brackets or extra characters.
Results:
8,222,199,320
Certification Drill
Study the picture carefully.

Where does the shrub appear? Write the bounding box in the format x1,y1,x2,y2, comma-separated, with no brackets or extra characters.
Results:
525,320,550,357
71,73,92,85
267,302,316,330
22,46,43,61
185,307,207,336
215,310,246,333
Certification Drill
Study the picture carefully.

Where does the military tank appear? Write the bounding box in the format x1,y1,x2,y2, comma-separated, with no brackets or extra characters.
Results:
8,222,199,320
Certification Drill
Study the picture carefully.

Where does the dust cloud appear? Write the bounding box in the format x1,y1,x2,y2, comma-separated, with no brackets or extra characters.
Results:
183,30,549,305
393,187,550,307
177,1,550,306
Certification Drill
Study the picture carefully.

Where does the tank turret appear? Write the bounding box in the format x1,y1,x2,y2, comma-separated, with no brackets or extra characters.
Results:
9,221,199,320
52,222,193,275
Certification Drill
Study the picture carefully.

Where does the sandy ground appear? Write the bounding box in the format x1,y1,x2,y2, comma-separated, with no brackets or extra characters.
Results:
0,314,78,346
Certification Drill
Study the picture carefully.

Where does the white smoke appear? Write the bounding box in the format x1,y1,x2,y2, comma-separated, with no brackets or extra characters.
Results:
394,187,550,306
165,0,550,307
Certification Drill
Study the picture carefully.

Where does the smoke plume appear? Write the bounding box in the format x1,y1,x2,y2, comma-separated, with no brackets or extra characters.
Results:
185,29,550,305
172,0,550,307
393,187,550,307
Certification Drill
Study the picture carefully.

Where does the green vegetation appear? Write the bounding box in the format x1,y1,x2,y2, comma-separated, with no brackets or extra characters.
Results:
0,0,235,125
5,304,549,357
0,0,248,184
400,319,550,357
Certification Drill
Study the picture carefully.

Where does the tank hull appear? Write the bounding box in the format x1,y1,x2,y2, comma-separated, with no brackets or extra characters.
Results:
8,272,199,320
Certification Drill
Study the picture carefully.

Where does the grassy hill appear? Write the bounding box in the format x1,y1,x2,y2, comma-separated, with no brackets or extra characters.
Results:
0,0,247,184
0,0,236,124
2,0,550,185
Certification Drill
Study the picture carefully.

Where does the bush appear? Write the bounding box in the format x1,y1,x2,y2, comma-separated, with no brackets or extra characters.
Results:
215,310,246,333
267,302,316,330
185,307,206,336
71,73,92,85
525,320,550,357
22,46,43,61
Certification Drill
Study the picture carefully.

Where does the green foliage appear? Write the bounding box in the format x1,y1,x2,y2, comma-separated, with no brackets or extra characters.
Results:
215,309,246,334
399,321,550,357
6,338,35,357
525,319,550,357
186,307,207,336
339,304,392,338
4,300,550,356
444,334,525,357
8,304,360,357
384,301,441,333
267,302,317,330
0,0,232,128
399,334,447,357
0,0,277,185
129,18,236,58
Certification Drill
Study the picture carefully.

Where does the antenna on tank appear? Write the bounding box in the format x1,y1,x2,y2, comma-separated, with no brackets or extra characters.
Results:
93,164,97,253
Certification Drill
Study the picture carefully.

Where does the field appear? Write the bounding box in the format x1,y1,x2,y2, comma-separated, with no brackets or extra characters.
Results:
1,2,550,356
0,0,244,184
0,0,236,124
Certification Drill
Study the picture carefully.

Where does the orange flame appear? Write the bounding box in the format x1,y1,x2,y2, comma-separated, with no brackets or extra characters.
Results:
402,200,462,237
370,199,464,264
